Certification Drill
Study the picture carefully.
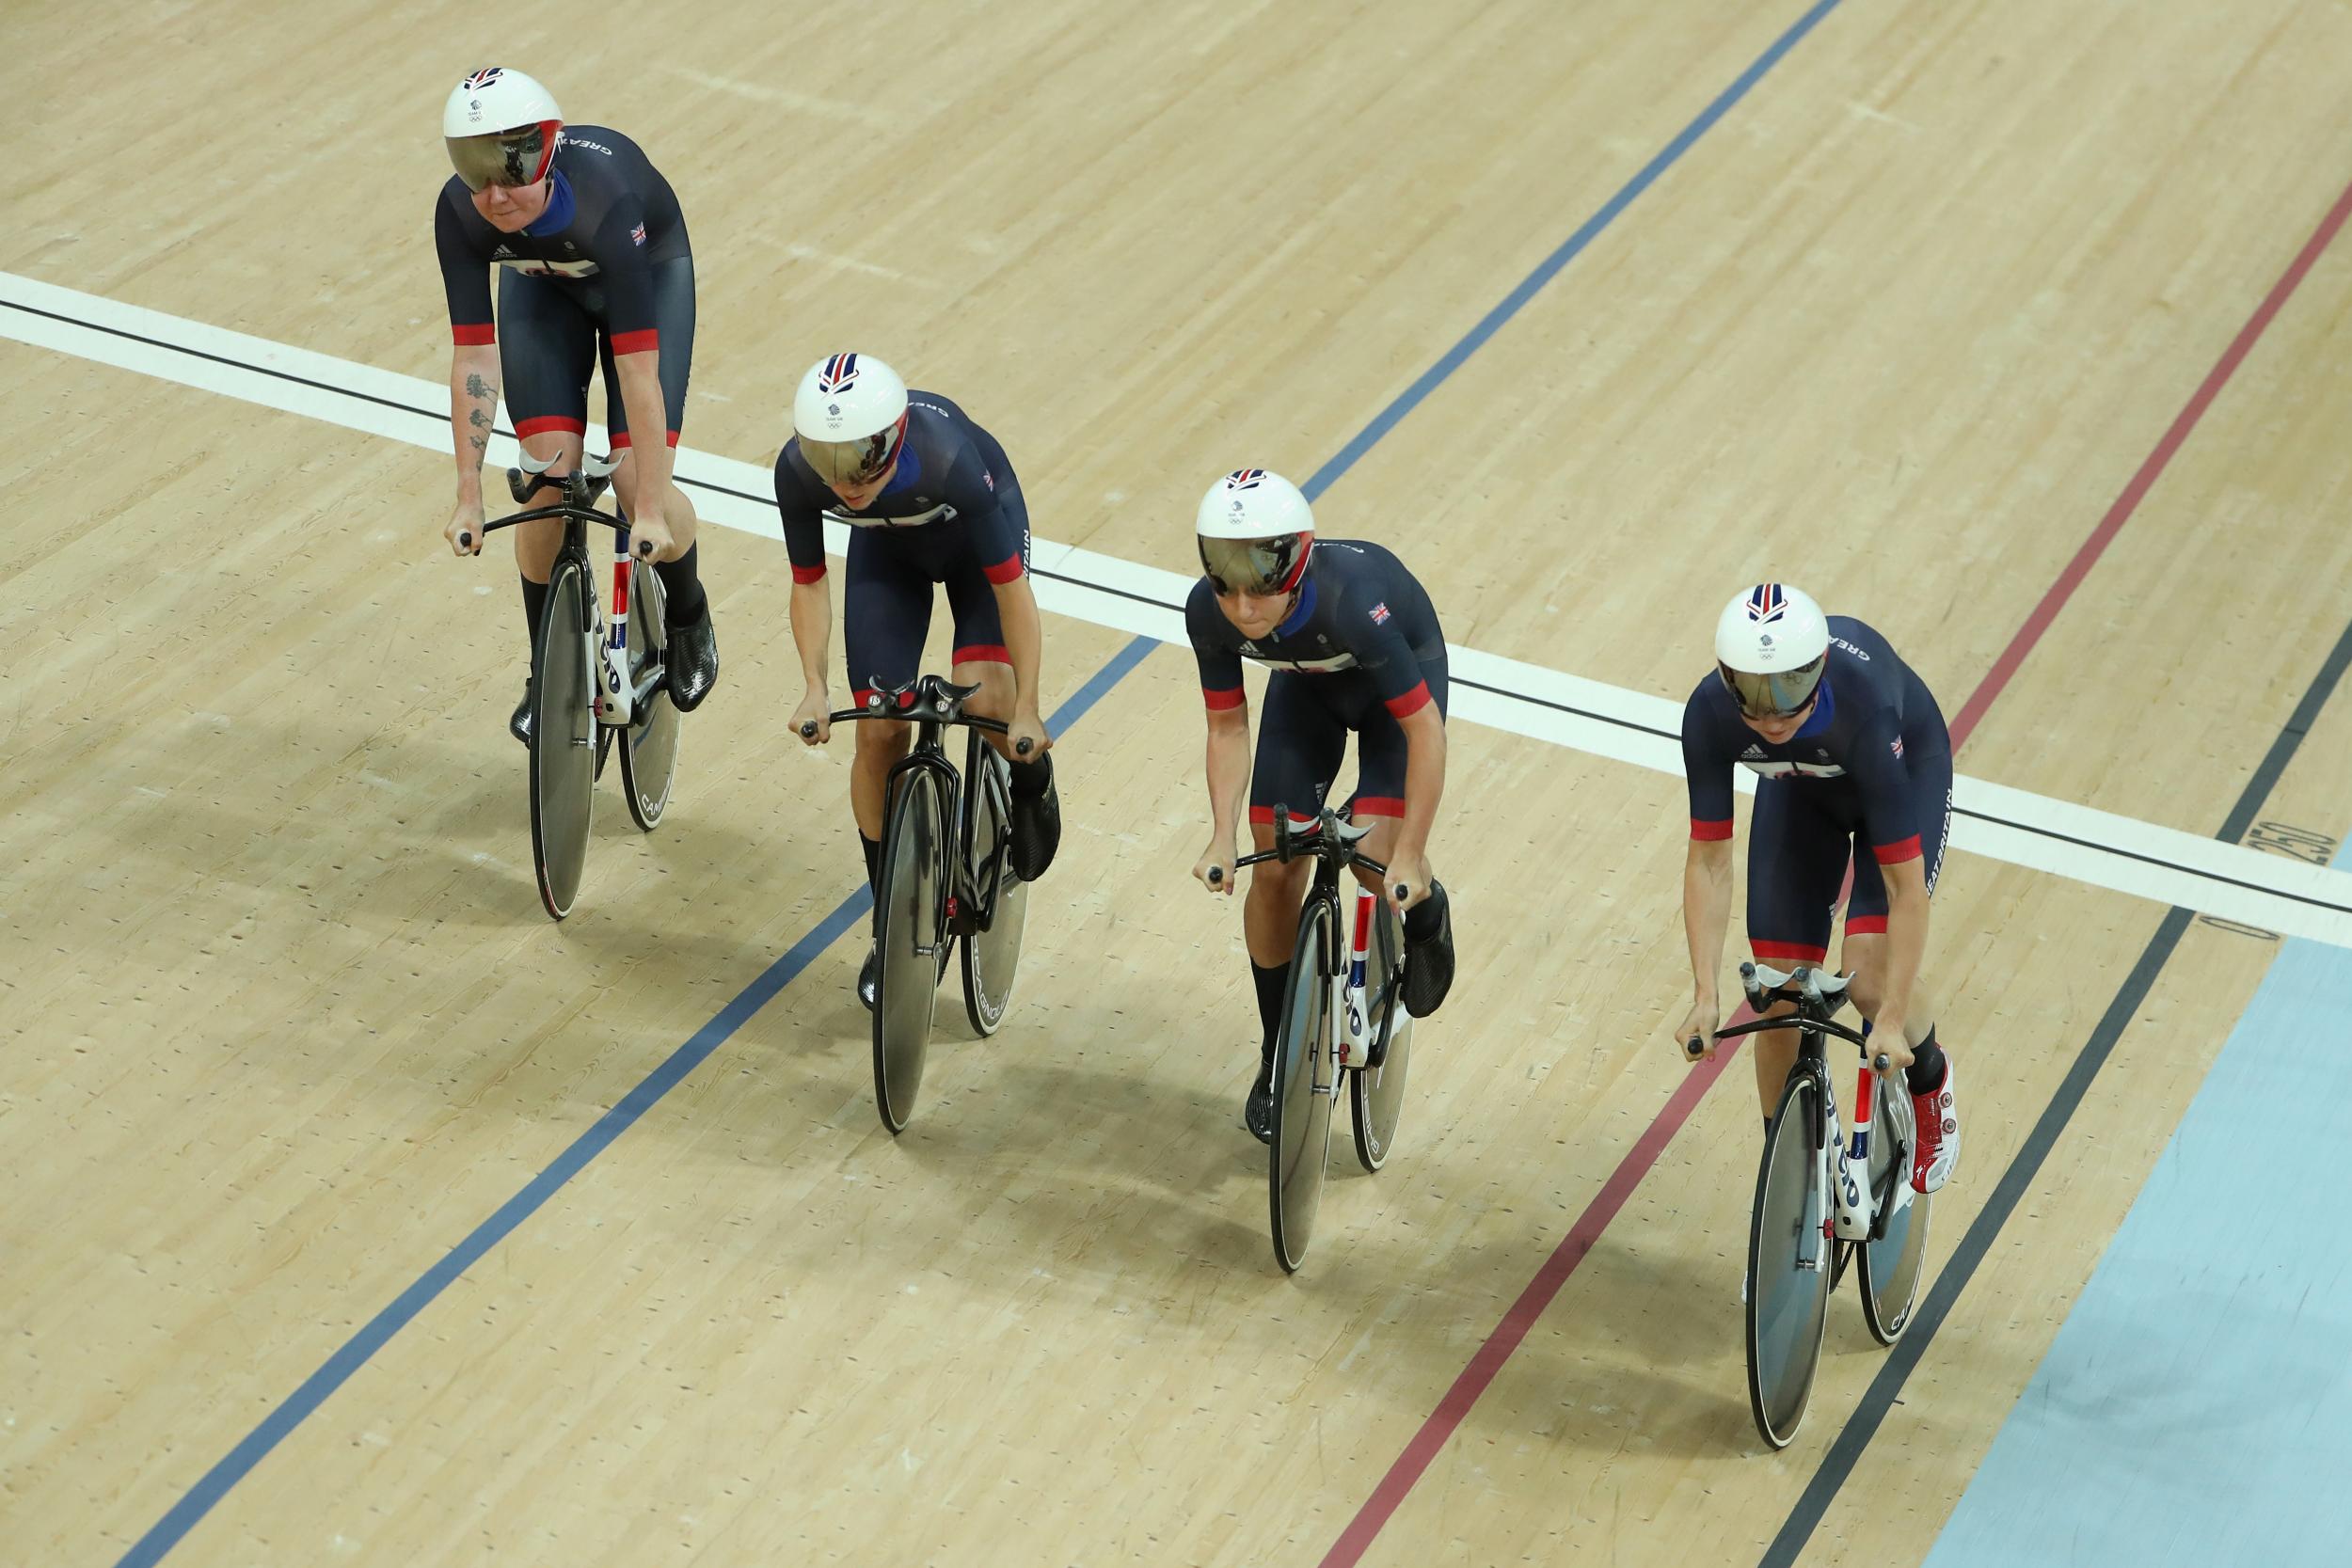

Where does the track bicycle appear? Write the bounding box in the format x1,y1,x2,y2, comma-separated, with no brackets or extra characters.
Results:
803,674,1032,1133
479,451,681,920
1704,960,1934,1449
1215,804,1417,1273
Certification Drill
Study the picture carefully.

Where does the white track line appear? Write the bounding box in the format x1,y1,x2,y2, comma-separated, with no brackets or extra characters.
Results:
8,271,2350,946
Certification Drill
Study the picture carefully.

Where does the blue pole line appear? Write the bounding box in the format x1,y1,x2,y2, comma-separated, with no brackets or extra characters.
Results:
1302,0,1844,501
111,3,1840,1553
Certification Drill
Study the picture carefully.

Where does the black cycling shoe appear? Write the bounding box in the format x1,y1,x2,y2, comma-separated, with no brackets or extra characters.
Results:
510,680,533,747
1009,769,1061,882
1403,894,1455,1018
857,945,878,1012
666,608,719,712
1245,1056,1275,1145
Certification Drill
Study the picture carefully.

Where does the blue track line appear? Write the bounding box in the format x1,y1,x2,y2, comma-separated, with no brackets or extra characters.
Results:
110,4,1840,1555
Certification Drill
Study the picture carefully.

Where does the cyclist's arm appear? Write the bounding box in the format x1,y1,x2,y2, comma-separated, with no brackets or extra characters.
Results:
1203,697,1250,849
448,343,500,506
989,572,1045,729
789,578,832,703
1682,835,1735,1012
610,347,672,520
1392,698,1446,869
1873,855,1931,1040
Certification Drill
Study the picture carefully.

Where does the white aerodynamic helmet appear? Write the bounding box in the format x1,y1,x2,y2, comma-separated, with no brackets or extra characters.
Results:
1194,468,1314,596
793,354,912,484
442,67,563,192
1713,583,1831,719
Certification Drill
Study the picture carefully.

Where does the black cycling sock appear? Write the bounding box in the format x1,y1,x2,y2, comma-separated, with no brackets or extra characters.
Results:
860,832,882,897
655,542,707,629
1904,1027,1947,1097
520,575,548,646
1405,879,1449,942
1251,959,1291,1065
1009,752,1053,797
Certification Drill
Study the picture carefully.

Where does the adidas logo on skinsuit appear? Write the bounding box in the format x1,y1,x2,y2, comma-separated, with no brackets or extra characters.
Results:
1741,744,1767,759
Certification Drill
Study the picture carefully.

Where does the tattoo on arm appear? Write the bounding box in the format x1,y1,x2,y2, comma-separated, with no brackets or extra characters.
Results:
468,433,487,466
469,408,492,430
465,372,495,402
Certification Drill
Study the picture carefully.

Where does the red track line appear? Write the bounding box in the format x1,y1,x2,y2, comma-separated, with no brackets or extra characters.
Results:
1318,171,2352,1568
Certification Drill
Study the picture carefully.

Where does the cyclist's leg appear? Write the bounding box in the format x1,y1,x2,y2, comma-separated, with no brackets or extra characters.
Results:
1239,673,1347,1138
1744,778,1849,1120
941,501,1057,877
844,531,934,862
1841,745,1958,1187
494,271,596,740
1343,653,1454,1012
596,259,716,705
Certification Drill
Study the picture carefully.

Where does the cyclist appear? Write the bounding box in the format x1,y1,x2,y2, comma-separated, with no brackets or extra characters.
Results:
433,67,717,740
1673,583,1960,1194
776,355,1060,1006
1184,469,1454,1143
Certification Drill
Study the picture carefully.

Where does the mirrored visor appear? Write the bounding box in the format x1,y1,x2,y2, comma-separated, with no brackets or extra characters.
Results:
1717,657,1825,721
1199,533,1308,597
447,125,551,192
799,418,907,485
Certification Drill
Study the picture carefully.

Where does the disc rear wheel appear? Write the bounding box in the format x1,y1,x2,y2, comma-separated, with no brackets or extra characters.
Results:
528,561,596,920
961,739,1026,1037
618,562,680,831
1349,897,1413,1172
1859,1072,1933,1345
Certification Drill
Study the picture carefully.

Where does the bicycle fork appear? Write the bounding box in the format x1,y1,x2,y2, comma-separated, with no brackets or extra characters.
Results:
1334,889,1377,1074
596,534,635,727
1798,1065,1880,1272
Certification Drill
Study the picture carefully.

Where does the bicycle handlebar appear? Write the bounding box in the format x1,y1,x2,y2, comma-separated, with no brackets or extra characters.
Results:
798,674,1022,750
1689,959,1886,1066
468,463,646,553
1208,804,1391,892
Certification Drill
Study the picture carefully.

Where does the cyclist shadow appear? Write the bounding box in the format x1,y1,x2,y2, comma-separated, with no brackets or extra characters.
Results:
883,1055,1279,1275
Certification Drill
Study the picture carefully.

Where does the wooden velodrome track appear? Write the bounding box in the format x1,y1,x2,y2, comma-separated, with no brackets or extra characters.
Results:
9,1,2352,1563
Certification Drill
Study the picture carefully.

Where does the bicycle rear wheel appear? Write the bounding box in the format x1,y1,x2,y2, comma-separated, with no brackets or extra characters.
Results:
872,767,948,1133
528,560,596,921
1349,895,1413,1173
618,562,680,832
1747,1071,1832,1449
1860,1072,1933,1345
960,737,1026,1037
1269,898,1337,1273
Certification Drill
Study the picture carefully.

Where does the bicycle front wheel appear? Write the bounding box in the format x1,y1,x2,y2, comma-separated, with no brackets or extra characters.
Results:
1860,1072,1933,1345
618,562,680,832
1349,895,1413,1173
872,767,948,1133
1269,897,1338,1273
528,560,596,920
1747,1071,1832,1449
961,736,1026,1037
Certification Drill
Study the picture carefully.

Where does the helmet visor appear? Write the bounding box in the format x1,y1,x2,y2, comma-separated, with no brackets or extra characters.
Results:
799,414,908,486
1199,532,1309,597
447,124,554,192
1717,656,1825,721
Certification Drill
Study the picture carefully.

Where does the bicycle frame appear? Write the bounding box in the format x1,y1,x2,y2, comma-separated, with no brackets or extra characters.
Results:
1238,807,1397,1079
1715,962,1908,1252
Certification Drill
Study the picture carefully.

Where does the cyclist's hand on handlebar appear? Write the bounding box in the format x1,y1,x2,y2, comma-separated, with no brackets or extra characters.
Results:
445,499,486,558
628,513,676,562
1386,851,1435,915
1194,839,1238,895
1006,709,1052,760
1673,999,1721,1063
789,690,831,746
1870,1015,1915,1071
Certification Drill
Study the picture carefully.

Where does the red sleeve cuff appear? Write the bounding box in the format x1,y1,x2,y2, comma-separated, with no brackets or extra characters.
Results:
452,323,496,346
1203,686,1246,712
1383,681,1433,719
1872,835,1922,865
983,556,1026,585
1690,817,1735,842
609,329,660,356
790,564,827,584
